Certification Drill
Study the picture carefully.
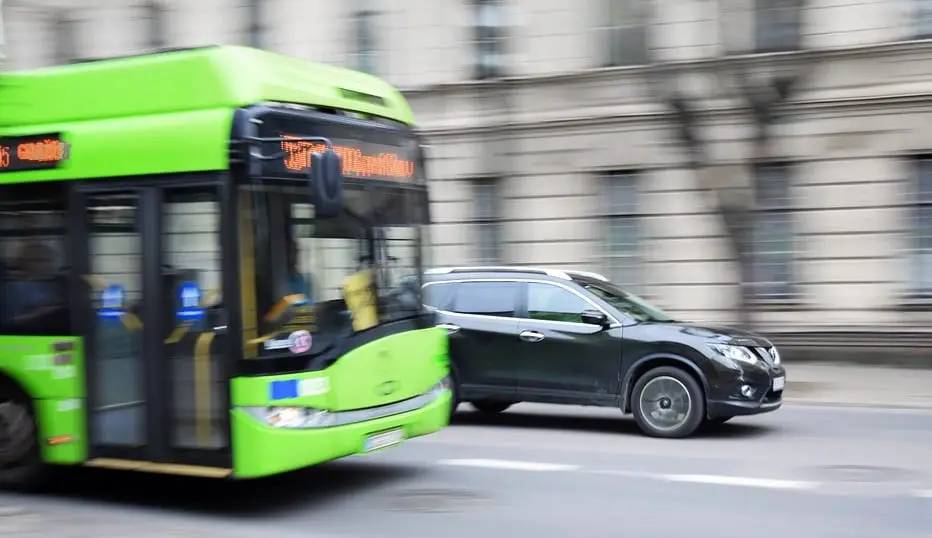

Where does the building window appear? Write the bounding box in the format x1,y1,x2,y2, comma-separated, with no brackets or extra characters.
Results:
472,180,502,263
916,0,932,39
144,1,167,50
752,163,796,299
351,8,378,74
755,0,803,53
913,157,932,295
52,12,79,65
602,0,649,67
603,172,643,291
472,0,507,80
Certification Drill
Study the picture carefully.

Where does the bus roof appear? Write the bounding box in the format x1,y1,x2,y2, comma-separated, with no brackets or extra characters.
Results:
0,46,416,183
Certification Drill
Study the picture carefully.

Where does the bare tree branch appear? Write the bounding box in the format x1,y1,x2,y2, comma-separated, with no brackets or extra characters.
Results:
648,1,812,328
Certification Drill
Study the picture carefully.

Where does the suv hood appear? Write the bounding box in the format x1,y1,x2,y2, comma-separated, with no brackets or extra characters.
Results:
651,321,773,347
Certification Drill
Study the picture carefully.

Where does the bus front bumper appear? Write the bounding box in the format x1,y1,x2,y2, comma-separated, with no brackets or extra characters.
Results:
230,390,452,478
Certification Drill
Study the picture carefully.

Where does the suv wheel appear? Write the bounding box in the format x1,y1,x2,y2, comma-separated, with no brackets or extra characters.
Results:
0,393,47,491
631,366,705,439
470,400,512,414
448,372,460,423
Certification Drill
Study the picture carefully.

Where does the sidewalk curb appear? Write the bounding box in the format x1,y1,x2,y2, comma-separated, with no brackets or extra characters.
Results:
783,398,932,411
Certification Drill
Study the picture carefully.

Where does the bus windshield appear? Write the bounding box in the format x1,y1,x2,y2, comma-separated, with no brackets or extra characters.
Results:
239,182,427,360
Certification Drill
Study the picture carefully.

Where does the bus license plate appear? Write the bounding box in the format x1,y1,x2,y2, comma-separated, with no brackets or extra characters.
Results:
364,429,405,453
772,376,785,391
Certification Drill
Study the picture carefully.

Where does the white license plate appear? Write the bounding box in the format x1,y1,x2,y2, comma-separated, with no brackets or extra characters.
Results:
364,429,405,452
772,376,785,391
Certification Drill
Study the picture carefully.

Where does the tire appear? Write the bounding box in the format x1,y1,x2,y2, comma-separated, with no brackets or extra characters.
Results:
0,391,48,492
447,370,460,424
631,366,705,439
470,400,512,414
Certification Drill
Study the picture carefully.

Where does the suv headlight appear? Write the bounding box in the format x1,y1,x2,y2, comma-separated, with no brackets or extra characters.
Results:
769,346,781,365
707,343,758,365
243,406,334,429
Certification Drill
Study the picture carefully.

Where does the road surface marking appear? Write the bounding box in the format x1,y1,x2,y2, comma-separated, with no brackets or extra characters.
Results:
662,474,818,490
591,469,820,490
437,458,581,472
435,459,925,496
438,460,815,490
585,469,655,479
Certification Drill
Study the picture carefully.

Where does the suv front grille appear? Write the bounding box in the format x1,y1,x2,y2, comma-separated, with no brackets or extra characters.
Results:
763,387,783,404
752,347,776,366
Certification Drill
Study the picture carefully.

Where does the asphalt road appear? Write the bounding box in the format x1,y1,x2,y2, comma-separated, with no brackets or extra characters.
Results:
3,403,932,538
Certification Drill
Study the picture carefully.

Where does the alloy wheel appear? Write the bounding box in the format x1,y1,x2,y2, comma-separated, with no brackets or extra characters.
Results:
638,376,692,432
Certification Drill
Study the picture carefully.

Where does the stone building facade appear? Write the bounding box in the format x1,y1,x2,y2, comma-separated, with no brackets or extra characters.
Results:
4,0,932,351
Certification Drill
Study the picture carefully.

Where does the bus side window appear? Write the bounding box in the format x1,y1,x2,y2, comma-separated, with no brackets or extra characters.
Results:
0,183,71,337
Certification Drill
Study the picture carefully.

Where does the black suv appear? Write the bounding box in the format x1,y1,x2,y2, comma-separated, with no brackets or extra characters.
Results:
422,266,785,438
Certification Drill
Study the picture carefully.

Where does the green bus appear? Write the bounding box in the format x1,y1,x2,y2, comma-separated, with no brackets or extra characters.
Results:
0,46,451,490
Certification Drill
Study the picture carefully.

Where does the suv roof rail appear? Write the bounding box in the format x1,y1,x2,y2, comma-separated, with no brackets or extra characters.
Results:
424,266,572,280
565,270,609,282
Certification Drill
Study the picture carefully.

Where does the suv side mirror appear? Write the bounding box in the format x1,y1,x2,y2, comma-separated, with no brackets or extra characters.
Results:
581,309,610,328
310,149,343,218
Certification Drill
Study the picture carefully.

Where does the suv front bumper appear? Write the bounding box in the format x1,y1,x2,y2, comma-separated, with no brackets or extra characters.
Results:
708,362,785,418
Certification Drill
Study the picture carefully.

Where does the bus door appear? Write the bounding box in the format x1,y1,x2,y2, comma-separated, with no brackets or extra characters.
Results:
72,182,232,473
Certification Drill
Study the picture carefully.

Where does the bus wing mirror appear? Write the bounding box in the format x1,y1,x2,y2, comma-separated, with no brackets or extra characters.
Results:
310,149,343,218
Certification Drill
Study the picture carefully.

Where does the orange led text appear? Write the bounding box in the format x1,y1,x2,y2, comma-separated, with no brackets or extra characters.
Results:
17,139,69,163
0,136,69,172
280,135,415,181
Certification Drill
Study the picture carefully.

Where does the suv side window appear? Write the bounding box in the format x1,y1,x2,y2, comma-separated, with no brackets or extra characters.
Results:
451,281,518,318
423,282,456,310
526,282,592,324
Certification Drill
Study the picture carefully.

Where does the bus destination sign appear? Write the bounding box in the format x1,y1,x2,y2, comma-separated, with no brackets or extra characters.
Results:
256,114,421,184
0,133,70,172
280,136,415,182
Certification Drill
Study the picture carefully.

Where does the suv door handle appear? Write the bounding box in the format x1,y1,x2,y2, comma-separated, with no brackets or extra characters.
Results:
438,323,461,334
519,330,544,343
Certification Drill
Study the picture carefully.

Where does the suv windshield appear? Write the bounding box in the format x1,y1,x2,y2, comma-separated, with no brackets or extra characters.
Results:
239,183,426,359
579,279,676,323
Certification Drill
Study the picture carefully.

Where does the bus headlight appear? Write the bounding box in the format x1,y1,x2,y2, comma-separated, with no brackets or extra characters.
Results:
243,406,334,428
427,375,451,398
